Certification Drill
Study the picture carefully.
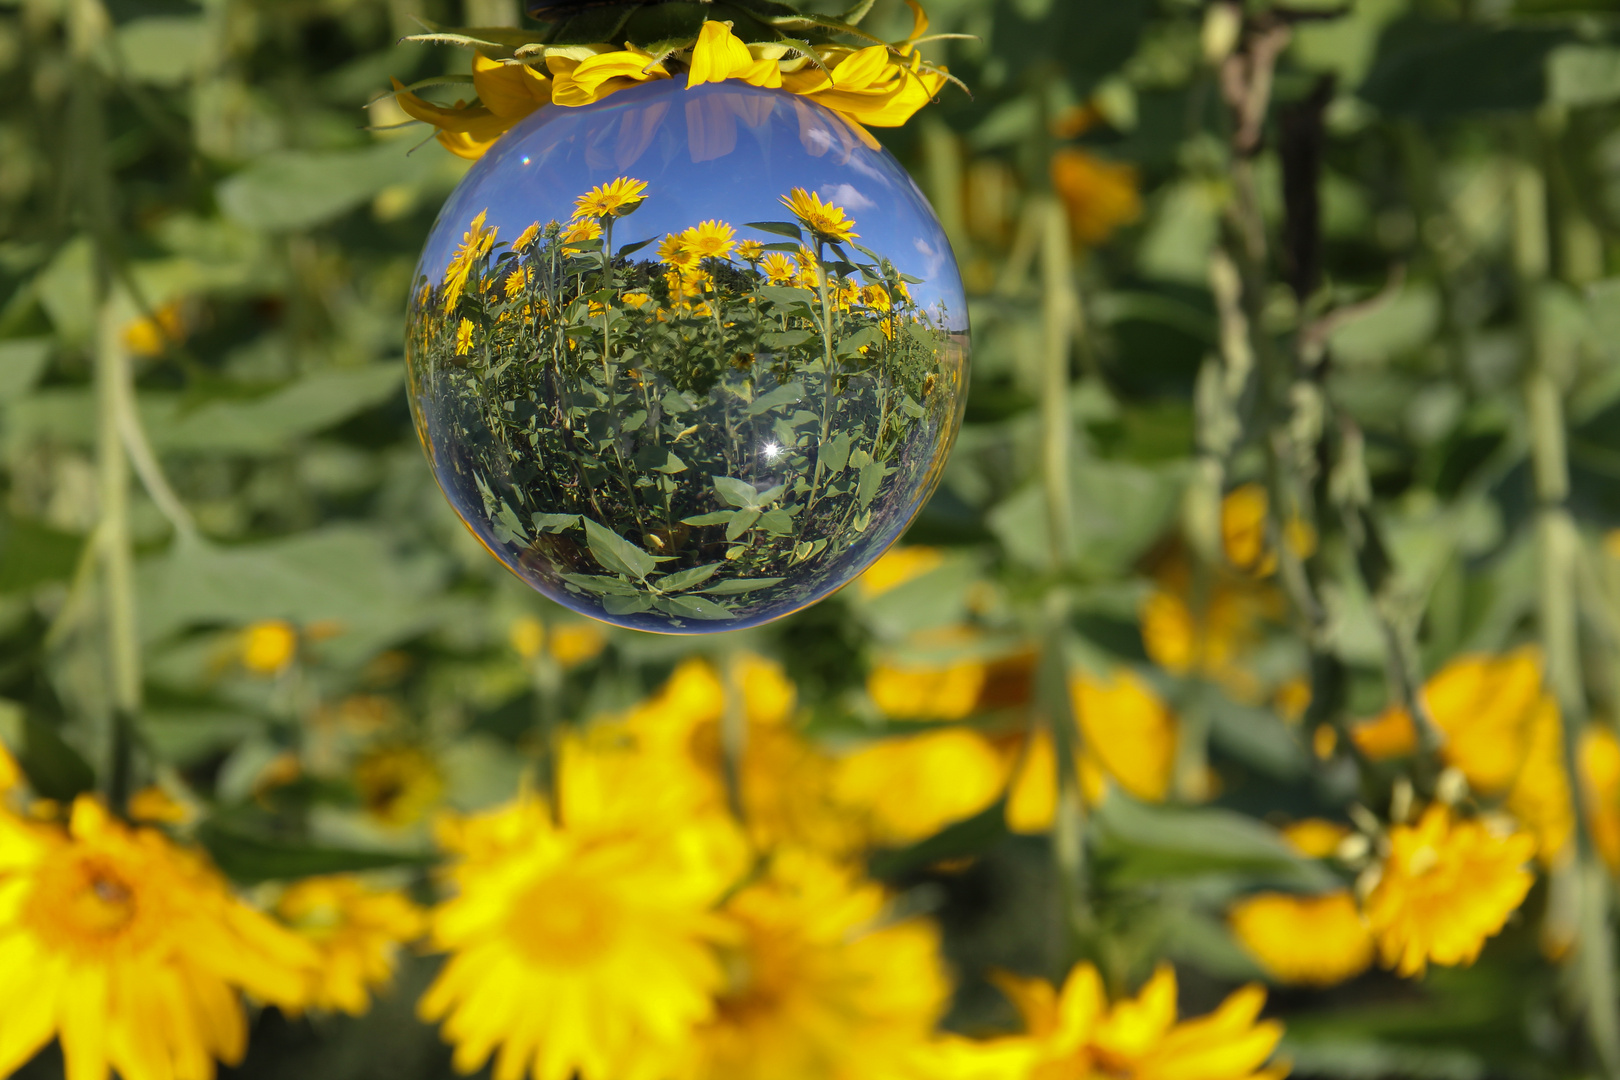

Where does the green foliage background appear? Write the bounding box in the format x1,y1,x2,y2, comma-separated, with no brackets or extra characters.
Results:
5,0,1620,1077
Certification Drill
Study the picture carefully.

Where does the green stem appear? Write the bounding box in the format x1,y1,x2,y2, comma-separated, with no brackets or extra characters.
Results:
1039,195,1075,570
807,241,839,513
96,294,141,812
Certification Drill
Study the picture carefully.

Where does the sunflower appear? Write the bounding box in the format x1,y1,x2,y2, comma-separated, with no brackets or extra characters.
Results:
737,239,766,263
678,849,950,1080
443,209,498,307
454,317,476,356
833,728,1008,847
760,252,797,284
241,619,297,675
1363,804,1535,976
0,797,318,1080
682,220,737,261
867,657,987,721
660,232,700,271
572,176,647,221
503,267,529,299
561,218,602,245
512,221,542,251
781,188,859,243
419,787,740,1080
354,744,446,828
276,875,425,1015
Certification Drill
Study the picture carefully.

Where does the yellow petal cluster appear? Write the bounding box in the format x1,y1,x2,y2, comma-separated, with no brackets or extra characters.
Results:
833,727,1008,847
275,875,425,1016
1363,804,1535,976
1228,891,1374,986
1050,148,1141,247
1350,648,1574,864
392,16,948,161
0,796,320,1080
994,962,1287,1080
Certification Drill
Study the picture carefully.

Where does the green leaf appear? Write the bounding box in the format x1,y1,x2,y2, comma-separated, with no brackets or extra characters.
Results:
857,459,886,507
726,509,762,540
713,475,760,508
1090,795,1339,890
617,237,657,258
744,380,806,418
0,512,83,592
19,716,96,802
820,432,852,474
114,16,209,86
699,577,785,594
757,508,793,534
1358,20,1573,116
560,572,642,595
492,501,528,545
837,325,884,357
654,450,688,474
658,563,722,592
531,512,581,533
744,220,805,242
1548,45,1620,108
198,821,436,885
604,591,656,615
217,143,441,231
583,517,656,580
656,594,738,620
550,4,638,45
0,338,51,401
757,286,818,315
682,511,738,527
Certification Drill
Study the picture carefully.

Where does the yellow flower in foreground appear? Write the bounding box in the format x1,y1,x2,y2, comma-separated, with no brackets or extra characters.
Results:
1364,804,1535,977
1580,725,1620,874
868,654,987,721
354,744,446,828
779,39,947,139
0,797,318,1080
834,728,1008,847
0,739,20,794
1051,148,1141,247
995,961,1287,1080
1350,648,1573,864
1229,891,1374,986
683,219,737,260
687,20,783,89
548,50,670,108
241,618,298,674
857,545,944,598
443,209,498,308
679,850,949,1080
782,187,859,243
276,875,425,1015
573,176,648,221
420,784,738,1080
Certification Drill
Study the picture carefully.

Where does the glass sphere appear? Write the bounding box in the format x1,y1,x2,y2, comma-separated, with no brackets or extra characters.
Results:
406,78,969,632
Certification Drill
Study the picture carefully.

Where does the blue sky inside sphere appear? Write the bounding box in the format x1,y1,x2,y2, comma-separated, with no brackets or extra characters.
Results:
416,78,967,330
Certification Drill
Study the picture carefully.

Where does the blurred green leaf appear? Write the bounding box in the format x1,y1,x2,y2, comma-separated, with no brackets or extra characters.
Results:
112,17,210,87
19,715,96,802
0,511,83,592
1090,795,1340,890
1359,20,1573,115
198,819,437,885
217,143,446,231
0,337,49,400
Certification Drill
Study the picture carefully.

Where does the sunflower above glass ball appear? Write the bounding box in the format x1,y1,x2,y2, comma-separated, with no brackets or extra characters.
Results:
395,0,970,632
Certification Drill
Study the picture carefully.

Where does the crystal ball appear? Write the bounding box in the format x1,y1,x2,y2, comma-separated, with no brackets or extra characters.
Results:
406,78,969,632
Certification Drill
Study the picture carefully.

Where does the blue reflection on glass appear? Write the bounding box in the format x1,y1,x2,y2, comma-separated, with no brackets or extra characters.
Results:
407,78,969,633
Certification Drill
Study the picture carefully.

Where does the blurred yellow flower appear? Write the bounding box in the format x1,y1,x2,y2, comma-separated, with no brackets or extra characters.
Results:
994,961,1287,1080
737,239,766,263
867,656,987,721
509,615,546,660
128,784,193,825
1350,648,1574,864
1363,804,1535,977
686,20,784,90
1229,891,1374,986
0,740,19,794
0,796,318,1080
679,849,949,1080
1050,148,1141,247
573,176,648,221
833,728,1008,847
420,786,738,1080
1139,558,1279,703
1006,668,1178,832
782,188,859,244
122,299,186,358
354,744,446,829
277,875,426,1015
858,545,945,598
1579,725,1620,874
548,622,607,667
241,619,297,675
1280,819,1350,858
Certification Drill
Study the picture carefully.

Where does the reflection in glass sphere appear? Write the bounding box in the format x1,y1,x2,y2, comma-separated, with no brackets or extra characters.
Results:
406,78,969,632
